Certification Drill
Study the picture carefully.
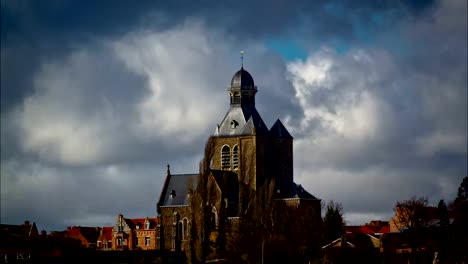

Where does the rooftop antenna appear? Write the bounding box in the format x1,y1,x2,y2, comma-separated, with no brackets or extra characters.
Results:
240,50,244,69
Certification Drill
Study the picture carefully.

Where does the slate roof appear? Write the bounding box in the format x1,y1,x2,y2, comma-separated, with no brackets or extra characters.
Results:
274,179,318,200
0,221,38,237
269,119,293,139
231,67,255,90
215,105,268,136
158,173,198,210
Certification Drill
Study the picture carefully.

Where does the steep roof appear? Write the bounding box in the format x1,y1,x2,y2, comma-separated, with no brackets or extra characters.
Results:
158,173,198,209
269,119,293,139
67,226,100,244
274,180,318,200
0,221,38,237
129,218,158,229
215,105,268,136
98,227,113,241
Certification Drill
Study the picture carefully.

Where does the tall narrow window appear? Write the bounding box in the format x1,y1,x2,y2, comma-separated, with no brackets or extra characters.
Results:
145,236,150,246
221,145,231,169
232,145,239,169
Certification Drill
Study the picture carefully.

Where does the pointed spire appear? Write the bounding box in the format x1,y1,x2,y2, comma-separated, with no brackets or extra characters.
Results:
167,164,171,176
240,50,244,69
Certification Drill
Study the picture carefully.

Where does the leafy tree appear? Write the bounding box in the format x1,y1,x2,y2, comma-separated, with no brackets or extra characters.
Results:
323,201,345,244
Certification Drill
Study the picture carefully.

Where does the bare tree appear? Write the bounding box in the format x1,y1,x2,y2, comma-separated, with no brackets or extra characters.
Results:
393,196,429,253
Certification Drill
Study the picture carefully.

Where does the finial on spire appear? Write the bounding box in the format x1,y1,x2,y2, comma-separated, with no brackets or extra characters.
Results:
167,164,171,175
240,50,244,69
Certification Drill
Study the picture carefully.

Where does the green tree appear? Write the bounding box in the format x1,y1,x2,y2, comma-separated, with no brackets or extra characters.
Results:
323,201,345,244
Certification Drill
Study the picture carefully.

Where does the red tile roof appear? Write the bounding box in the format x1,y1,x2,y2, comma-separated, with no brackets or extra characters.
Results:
98,226,113,241
127,218,158,229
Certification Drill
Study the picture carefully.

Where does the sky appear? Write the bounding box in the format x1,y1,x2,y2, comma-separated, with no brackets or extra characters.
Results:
1,0,466,232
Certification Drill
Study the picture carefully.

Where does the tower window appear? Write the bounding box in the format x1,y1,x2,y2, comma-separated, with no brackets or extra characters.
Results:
232,145,239,169
221,145,231,169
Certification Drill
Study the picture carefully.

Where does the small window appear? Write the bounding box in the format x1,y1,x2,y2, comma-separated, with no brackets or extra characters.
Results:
135,237,138,246
232,145,239,169
221,145,231,169
230,120,238,128
145,236,150,246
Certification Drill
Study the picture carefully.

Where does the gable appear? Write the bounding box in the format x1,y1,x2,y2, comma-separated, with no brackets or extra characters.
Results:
158,174,198,208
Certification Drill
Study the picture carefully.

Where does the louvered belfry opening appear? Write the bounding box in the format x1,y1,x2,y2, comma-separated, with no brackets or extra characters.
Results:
221,145,231,169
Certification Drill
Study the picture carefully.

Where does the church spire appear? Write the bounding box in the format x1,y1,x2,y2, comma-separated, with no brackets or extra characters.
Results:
240,50,244,69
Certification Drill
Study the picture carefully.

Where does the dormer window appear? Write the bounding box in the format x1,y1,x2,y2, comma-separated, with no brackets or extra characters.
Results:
170,189,176,198
145,221,150,230
230,120,238,129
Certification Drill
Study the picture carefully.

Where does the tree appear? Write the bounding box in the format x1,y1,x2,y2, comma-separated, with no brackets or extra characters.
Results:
455,176,468,202
393,196,429,252
323,201,345,244
450,176,468,262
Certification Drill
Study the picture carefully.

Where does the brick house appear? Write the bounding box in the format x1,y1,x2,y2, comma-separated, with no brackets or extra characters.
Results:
157,66,322,258
64,226,101,248
111,214,158,250
97,226,113,250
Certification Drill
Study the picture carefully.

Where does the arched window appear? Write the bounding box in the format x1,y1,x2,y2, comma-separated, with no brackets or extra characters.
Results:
232,145,239,169
221,145,231,169
211,207,218,229
183,218,189,239
178,222,183,242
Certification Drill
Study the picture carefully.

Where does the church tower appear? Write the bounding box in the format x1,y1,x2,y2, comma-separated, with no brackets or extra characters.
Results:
212,67,268,189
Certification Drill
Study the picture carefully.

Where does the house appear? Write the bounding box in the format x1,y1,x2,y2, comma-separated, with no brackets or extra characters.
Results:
112,214,159,250
0,220,38,261
97,227,113,250
63,226,101,248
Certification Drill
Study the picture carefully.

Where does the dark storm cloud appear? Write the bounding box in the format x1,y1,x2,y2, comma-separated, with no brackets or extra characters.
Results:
1,0,437,109
1,0,465,230
290,0,466,223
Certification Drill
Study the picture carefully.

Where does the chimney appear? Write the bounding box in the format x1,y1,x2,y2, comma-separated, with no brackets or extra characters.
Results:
24,220,30,226
41,230,47,236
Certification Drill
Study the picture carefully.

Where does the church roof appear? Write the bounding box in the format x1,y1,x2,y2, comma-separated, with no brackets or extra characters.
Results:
269,119,293,139
231,67,255,90
158,173,198,209
215,105,268,136
275,179,318,200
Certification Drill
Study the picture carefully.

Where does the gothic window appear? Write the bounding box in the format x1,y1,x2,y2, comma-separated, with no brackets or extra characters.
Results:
211,207,218,229
117,237,123,246
221,145,231,169
183,218,189,239
232,145,239,169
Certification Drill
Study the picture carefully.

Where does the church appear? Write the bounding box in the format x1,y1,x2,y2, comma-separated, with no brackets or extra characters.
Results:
157,66,321,260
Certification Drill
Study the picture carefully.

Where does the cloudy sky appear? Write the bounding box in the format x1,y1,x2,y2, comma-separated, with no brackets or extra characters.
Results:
1,0,466,232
